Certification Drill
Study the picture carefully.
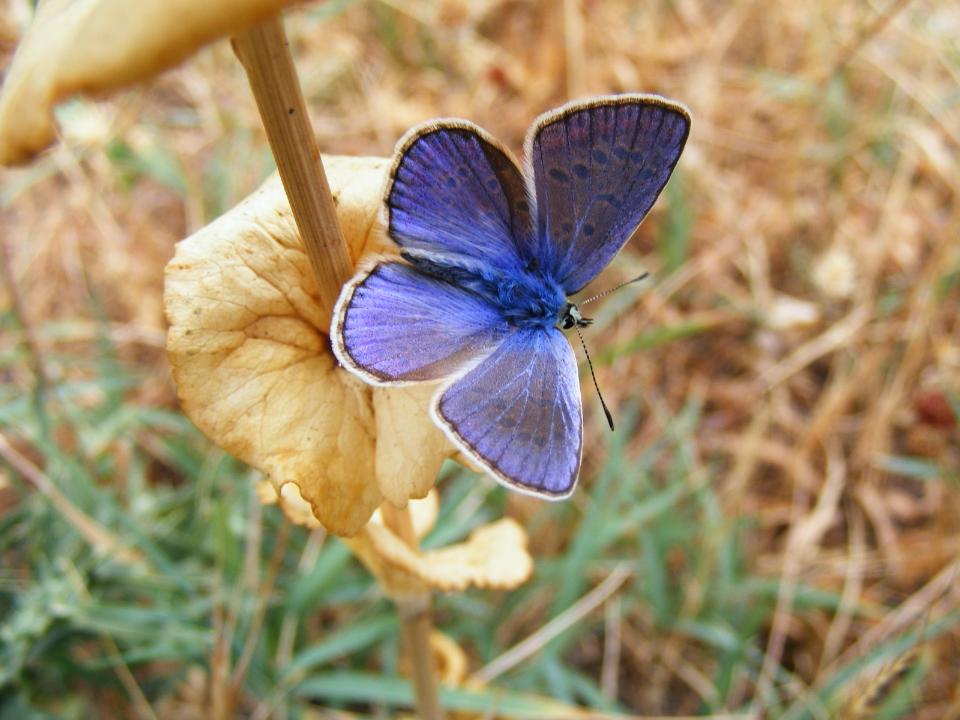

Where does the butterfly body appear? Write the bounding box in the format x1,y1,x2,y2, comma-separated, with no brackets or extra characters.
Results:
332,94,690,498
401,250,568,331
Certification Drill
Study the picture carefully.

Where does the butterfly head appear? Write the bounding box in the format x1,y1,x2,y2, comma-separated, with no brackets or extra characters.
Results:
558,302,592,331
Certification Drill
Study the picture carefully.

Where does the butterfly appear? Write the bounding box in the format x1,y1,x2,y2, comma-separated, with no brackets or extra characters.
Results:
331,94,690,499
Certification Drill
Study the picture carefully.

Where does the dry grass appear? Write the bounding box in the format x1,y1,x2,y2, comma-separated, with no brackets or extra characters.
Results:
2,0,959,716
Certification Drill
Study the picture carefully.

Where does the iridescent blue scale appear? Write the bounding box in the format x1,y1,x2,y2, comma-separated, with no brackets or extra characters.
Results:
332,95,690,498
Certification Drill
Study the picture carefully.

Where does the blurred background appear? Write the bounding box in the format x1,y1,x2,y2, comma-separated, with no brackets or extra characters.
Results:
1,0,959,717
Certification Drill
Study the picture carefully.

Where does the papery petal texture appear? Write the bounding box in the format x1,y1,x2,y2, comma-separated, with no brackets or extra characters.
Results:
164,156,452,535
345,517,533,597
0,0,305,165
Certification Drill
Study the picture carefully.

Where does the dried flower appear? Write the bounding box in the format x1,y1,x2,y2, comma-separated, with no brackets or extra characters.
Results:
165,156,454,536
259,483,533,596
0,0,304,165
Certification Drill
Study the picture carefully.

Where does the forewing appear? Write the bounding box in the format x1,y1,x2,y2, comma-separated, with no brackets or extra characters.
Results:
387,121,533,276
332,260,508,385
526,94,690,293
434,328,582,498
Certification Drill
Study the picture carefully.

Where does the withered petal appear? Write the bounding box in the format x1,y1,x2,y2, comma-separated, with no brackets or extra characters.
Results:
0,0,305,165
346,517,533,596
375,385,450,508
165,155,453,536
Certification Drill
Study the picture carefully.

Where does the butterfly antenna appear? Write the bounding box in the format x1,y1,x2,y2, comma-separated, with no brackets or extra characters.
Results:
579,271,650,306
575,325,615,431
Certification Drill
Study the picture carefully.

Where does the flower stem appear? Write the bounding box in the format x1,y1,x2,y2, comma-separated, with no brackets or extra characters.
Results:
232,16,354,311
402,600,445,720
381,504,446,720
231,17,443,717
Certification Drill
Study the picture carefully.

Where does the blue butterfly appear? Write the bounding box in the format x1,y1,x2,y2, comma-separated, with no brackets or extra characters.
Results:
332,94,690,499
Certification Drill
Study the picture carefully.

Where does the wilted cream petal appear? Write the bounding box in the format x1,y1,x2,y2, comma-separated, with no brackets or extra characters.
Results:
375,385,451,507
277,483,323,530
255,480,278,506
346,518,533,596
255,480,323,529
0,0,305,165
409,489,439,540
372,491,439,540
165,155,452,536
415,519,533,590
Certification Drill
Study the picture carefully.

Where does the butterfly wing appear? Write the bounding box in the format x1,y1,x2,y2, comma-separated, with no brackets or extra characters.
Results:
525,94,690,293
433,327,582,498
332,260,508,385
387,121,533,275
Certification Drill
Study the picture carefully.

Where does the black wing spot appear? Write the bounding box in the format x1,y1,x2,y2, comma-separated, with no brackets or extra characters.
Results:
572,163,590,179
548,168,570,183
593,149,608,164
612,146,628,161
583,223,595,236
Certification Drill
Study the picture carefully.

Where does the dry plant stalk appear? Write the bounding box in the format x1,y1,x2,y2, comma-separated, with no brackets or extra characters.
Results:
232,17,354,309
381,503,445,720
230,17,445,719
